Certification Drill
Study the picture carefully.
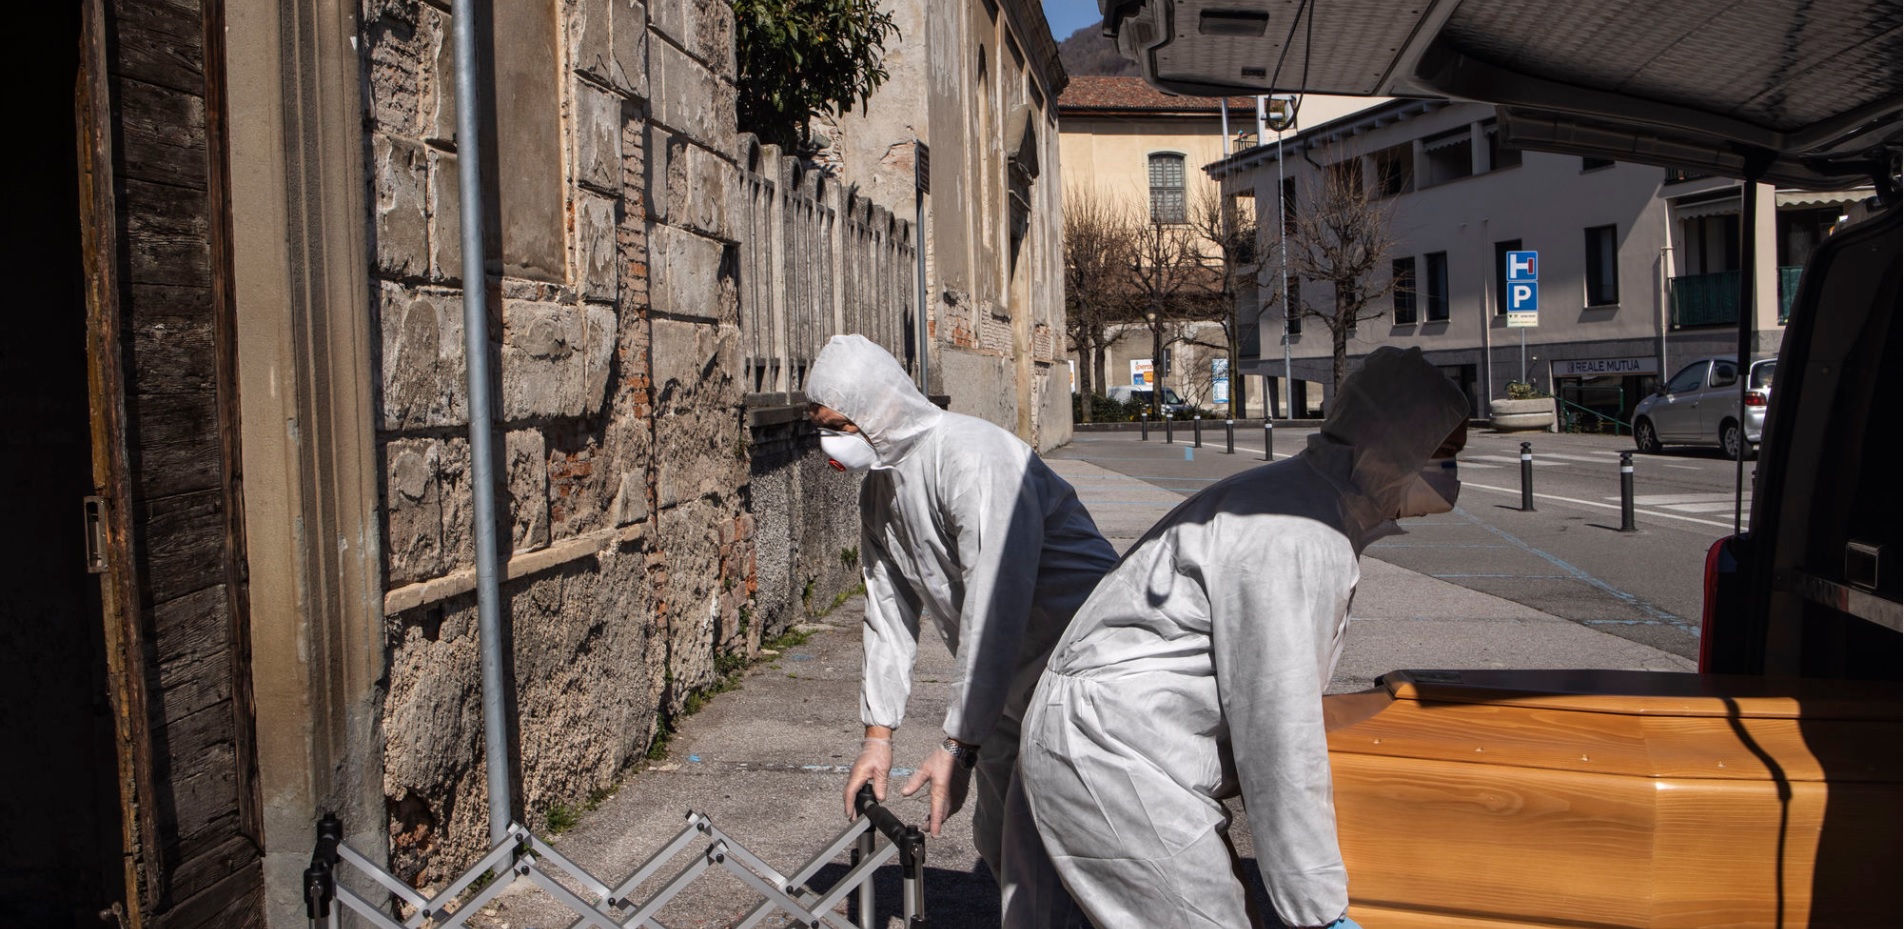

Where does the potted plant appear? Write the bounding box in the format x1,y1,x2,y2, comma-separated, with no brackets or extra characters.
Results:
1490,381,1557,431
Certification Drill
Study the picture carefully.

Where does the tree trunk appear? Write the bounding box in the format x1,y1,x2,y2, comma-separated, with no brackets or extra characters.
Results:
1093,340,1108,398
1226,327,1244,419
1078,342,1096,423
1332,294,1352,391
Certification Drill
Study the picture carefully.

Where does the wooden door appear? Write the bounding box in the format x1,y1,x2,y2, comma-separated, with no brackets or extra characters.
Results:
75,0,265,925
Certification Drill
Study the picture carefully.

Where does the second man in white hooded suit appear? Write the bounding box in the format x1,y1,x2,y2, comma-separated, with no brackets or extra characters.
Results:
803,335,1118,928
1021,346,1470,929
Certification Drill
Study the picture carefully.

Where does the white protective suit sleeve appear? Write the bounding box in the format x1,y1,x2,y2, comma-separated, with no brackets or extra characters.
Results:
936,437,1044,747
858,514,924,730
1206,517,1357,927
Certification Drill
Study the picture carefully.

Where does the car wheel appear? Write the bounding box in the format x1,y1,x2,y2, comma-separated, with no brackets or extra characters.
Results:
1720,419,1744,459
1634,418,1662,454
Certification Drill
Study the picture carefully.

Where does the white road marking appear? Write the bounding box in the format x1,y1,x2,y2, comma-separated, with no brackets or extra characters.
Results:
1463,481,1747,531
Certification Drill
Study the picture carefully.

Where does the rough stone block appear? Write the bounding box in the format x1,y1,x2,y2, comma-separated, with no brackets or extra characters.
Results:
649,223,725,321
651,318,742,508
664,138,733,241
500,301,618,420
501,301,584,421
692,0,733,79
569,0,614,84
649,39,719,142
582,304,618,407
365,17,423,134
378,283,469,430
648,0,689,51
506,429,551,552
574,81,623,193
611,0,650,98
427,149,462,282
646,125,671,223
374,133,429,277
384,438,444,584
424,5,457,144
612,468,647,525
576,193,620,302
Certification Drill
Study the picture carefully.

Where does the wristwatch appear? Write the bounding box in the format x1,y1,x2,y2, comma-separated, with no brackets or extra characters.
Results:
941,737,980,770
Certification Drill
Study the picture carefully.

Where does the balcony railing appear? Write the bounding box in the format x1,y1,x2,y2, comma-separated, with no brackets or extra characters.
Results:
1669,267,1804,327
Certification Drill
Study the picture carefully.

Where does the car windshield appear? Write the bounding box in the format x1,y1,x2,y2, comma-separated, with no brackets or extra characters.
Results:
1751,361,1776,390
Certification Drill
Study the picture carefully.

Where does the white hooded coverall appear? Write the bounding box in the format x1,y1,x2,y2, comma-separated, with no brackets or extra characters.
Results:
1021,347,1469,928
804,335,1119,928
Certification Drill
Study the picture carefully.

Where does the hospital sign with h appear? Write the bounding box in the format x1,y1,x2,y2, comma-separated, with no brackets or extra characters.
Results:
1505,249,1539,328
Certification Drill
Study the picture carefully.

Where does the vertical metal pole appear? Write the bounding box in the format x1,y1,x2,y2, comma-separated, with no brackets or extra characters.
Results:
1519,442,1536,512
1193,415,1203,448
1734,180,1759,534
452,0,513,846
1277,134,1293,421
1263,421,1273,461
915,184,929,395
1520,327,1527,385
903,827,927,926
1225,419,1235,454
853,831,875,926
1164,415,1174,444
1620,451,1637,532
1139,411,1149,441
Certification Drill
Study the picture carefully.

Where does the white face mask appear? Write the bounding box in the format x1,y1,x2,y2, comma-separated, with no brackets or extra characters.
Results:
1399,457,1460,517
820,429,880,472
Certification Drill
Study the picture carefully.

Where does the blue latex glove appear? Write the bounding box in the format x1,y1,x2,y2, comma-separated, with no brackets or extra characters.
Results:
1328,919,1364,929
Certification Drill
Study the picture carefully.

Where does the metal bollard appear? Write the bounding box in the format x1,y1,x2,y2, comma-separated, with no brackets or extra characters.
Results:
1263,421,1274,461
1619,451,1637,532
1164,415,1175,444
1193,415,1203,448
1519,442,1536,512
1224,419,1235,454
1140,412,1149,441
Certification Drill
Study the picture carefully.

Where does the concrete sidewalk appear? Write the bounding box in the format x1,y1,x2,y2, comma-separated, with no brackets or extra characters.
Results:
472,457,1689,929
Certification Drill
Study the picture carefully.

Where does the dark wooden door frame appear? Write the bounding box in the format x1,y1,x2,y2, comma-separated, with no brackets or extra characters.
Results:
77,0,165,919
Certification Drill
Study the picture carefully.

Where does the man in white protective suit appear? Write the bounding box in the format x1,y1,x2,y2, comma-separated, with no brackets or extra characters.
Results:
803,334,1119,928
1021,346,1469,929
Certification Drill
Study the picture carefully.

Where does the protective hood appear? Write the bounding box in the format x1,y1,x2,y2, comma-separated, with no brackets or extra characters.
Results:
1309,346,1469,529
805,335,943,465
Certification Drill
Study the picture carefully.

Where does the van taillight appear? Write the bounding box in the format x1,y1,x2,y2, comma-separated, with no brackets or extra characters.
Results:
1744,392,1768,406
1700,535,1736,672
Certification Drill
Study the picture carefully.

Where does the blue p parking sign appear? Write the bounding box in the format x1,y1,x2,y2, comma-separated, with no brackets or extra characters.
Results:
1505,250,1539,327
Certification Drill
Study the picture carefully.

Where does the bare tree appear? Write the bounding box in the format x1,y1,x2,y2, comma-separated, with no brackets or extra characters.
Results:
1281,154,1400,390
1190,183,1258,417
1062,186,1137,422
1126,211,1225,418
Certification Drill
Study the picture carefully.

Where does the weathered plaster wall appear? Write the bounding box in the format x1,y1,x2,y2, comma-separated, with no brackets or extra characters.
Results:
360,0,758,888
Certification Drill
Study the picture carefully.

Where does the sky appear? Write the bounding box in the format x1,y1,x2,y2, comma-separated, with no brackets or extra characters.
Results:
1041,0,1101,41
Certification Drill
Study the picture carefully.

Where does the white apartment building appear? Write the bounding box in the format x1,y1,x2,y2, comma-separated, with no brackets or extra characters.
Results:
1211,99,1874,425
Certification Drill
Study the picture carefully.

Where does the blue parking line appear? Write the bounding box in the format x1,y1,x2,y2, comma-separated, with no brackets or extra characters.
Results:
1183,447,1194,461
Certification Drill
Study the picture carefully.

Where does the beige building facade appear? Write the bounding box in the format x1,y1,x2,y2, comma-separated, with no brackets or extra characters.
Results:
1213,99,1873,425
1055,78,1379,416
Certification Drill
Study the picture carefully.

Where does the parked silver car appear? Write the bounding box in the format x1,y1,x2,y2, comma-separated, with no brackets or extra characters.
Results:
1632,357,1774,457
1106,384,1190,416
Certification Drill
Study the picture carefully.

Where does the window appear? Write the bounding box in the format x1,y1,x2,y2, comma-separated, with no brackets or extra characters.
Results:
1482,120,1521,171
1284,275,1302,334
1585,224,1619,305
1422,128,1473,186
1582,156,1615,171
1665,361,1708,395
1280,176,1297,235
1424,252,1449,321
1148,153,1186,224
1373,144,1413,196
1493,239,1522,315
1392,257,1417,324
1710,360,1739,388
1325,158,1364,196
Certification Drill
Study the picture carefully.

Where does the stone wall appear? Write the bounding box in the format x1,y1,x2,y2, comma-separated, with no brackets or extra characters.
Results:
360,0,758,888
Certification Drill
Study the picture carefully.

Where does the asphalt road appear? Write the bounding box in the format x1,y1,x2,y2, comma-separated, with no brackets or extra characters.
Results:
1049,424,1755,661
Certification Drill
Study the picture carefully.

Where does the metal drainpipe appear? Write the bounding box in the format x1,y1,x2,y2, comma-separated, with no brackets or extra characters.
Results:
452,0,514,847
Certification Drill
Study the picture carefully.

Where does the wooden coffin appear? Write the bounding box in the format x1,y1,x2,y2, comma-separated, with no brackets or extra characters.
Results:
1323,670,1900,929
